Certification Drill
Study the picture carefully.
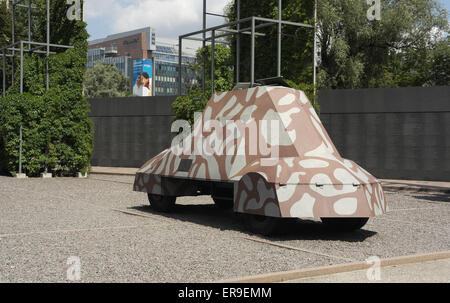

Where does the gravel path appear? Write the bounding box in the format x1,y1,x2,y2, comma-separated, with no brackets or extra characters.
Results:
0,174,449,282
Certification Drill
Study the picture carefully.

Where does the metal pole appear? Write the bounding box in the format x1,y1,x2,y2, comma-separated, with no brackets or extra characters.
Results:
46,0,50,90
28,0,32,50
236,0,240,83
202,0,206,96
277,0,282,77
151,56,155,96
178,37,182,95
11,0,15,49
250,17,255,87
20,41,23,93
19,124,23,174
11,0,15,84
2,50,5,97
313,0,317,97
211,30,215,96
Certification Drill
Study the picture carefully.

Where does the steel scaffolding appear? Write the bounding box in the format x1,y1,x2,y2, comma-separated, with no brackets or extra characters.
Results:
1,0,74,97
178,0,315,97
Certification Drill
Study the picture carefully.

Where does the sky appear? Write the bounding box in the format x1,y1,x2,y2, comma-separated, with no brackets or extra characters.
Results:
84,0,450,42
85,0,230,42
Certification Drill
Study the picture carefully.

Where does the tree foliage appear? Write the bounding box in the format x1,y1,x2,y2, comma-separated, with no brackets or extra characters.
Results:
225,0,314,85
172,88,209,125
172,45,234,123
84,62,131,98
0,0,92,176
189,44,235,94
224,0,449,89
317,0,449,89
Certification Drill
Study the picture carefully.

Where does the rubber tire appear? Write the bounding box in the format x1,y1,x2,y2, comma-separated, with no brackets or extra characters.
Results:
245,214,280,236
147,193,176,213
321,217,369,231
212,196,234,210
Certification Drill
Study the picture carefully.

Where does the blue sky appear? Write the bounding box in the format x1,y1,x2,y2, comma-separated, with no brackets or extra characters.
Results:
85,0,450,41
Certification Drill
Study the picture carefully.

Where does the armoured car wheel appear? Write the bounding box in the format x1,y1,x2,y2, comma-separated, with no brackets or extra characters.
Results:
147,194,176,212
321,218,369,231
212,197,234,209
245,214,280,236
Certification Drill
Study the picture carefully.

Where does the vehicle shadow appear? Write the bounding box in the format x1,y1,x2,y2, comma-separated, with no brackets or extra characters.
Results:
129,203,377,243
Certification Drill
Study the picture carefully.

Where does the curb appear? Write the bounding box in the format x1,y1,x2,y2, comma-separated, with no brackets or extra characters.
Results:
216,251,450,283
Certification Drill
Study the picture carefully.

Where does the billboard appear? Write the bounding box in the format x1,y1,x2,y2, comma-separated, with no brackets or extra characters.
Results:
132,59,153,97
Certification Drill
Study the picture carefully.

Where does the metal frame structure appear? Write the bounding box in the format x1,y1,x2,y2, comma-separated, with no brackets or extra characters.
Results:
178,0,315,97
1,0,74,97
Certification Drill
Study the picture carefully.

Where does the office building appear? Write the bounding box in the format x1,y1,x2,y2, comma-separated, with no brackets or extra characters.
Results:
87,27,198,96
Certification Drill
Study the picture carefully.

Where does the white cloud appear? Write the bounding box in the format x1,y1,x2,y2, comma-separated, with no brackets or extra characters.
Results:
85,0,230,40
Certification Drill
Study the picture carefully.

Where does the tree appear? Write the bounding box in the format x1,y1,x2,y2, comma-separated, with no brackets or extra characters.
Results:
0,1,28,96
190,44,234,94
225,0,449,89
0,0,93,176
317,0,449,89
84,62,131,98
172,44,234,123
225,0,314,85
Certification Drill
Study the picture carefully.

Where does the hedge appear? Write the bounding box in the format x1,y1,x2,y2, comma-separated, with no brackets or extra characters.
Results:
0,88,92,176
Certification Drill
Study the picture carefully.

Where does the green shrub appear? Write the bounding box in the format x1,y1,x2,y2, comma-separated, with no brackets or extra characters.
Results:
0,92,59,176
0,16,93,176
0,88,92,176
172,88,209,125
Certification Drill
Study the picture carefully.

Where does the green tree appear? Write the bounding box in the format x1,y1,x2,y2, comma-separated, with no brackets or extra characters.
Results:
0,1,28,96
172,88,209,125
190,44,234,94
317,0,449,89
0,0,93,176
225,0,314,85
84,62,131,98
172,45,234,123
225,0,449,89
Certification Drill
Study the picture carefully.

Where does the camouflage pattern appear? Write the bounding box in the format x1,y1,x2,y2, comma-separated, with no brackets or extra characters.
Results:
134,86,388,219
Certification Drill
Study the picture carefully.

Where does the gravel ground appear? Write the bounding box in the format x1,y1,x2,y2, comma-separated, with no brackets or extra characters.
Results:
285,259,450,283
0,174,449,282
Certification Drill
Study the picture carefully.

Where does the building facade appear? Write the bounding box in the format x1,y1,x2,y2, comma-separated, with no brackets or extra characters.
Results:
153,40,198,96
87,27,198,96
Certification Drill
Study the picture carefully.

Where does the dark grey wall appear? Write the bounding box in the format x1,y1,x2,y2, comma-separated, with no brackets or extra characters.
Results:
89,96,176,168
319,86,450,181
89,86,450,181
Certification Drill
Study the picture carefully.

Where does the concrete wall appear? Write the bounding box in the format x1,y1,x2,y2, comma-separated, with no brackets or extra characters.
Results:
89,96,176,168
89,86,450,181
319,86,450,181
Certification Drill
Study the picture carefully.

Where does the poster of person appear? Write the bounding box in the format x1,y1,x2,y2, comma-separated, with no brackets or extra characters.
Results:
132,59,153,96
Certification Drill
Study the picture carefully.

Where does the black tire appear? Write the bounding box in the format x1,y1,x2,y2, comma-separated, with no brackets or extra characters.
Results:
212,196,234,210
321,217,369,231
147,193,176,212
245,214,281,236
